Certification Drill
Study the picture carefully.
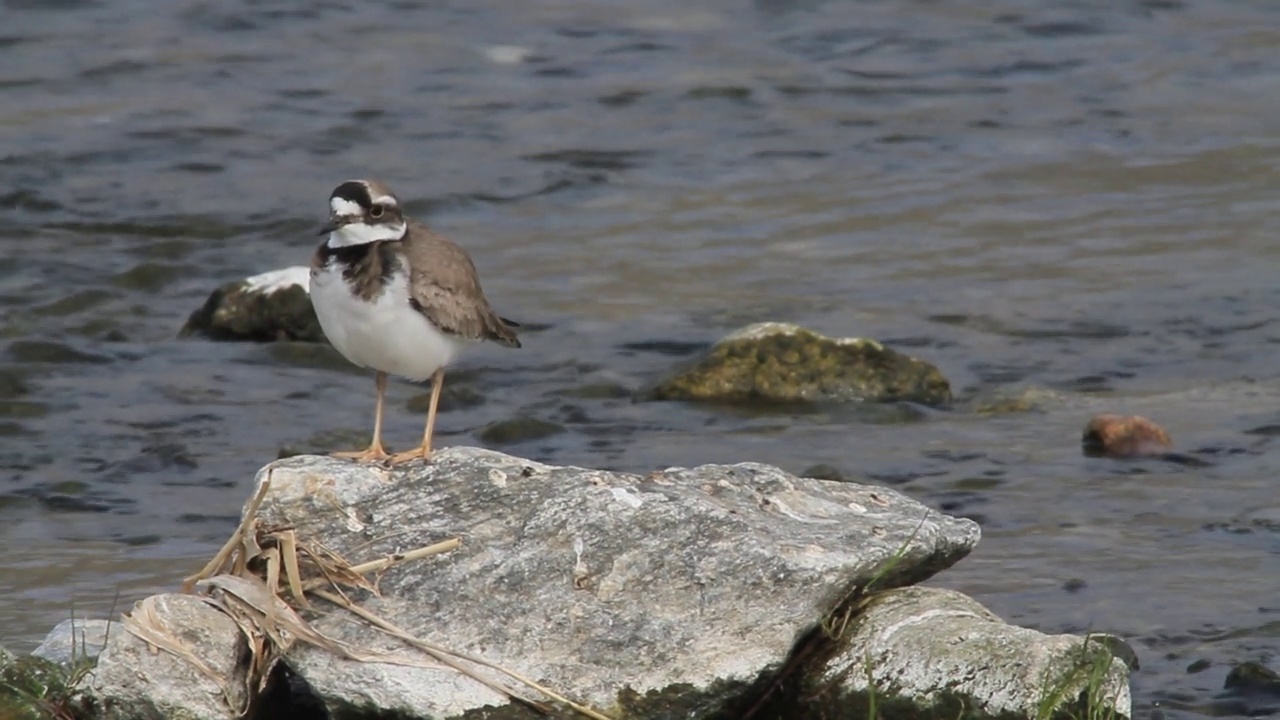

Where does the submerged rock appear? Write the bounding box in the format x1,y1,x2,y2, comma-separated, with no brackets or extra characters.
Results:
802,586,1131,719
967,386,1067,415
180,266,323,342
645,322,951,407
247,448,977,718
1082,413,1172,458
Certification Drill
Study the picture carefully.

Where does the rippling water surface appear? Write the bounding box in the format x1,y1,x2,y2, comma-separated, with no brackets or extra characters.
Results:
3,1,1280,716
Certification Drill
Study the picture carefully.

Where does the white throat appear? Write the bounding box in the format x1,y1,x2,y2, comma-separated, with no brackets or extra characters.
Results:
326,220,407,248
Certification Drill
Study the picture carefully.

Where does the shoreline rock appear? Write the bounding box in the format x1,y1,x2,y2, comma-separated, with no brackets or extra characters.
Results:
72,448,1131,719
261,449,978,718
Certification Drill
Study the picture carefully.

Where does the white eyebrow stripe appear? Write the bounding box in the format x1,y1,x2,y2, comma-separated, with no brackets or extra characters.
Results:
370,195,396,206
330,197,364,216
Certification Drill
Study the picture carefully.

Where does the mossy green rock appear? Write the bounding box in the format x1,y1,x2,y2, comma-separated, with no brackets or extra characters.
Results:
647,323,951,407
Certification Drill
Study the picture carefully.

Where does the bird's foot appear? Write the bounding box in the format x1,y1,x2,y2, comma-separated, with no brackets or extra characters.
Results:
389,444,432,466
331,444,393,465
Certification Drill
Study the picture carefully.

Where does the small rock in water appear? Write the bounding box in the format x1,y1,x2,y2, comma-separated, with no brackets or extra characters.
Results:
478,416,566,444
406,385,485,413
1224,660,1280,694
32,618,114,665
1082,413,1172,458
644,322,952,407
800,463,848,482
180,266,323,343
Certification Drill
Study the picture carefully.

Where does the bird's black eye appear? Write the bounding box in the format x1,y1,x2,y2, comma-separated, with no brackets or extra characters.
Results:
369,204,385,219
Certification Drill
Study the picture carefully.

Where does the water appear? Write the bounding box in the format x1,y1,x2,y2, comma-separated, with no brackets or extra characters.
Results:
3,0,1280,715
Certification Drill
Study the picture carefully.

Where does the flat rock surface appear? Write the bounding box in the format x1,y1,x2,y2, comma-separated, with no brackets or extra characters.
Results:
645,322,952,407
253,447,980,718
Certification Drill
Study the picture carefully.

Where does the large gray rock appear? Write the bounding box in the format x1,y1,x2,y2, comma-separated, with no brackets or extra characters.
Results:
33,618,114,666
804,586,1131,719
254,448,980,718
81,593,247,720
180,266,323,342
645,322,952,407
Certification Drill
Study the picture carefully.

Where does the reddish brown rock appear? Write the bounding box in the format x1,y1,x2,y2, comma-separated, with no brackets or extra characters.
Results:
1082,414,1172,458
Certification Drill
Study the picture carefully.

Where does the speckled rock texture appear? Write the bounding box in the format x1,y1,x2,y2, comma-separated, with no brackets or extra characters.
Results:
81,593,248,720
646,322,952,407
180,266,323,342
253,447,980,718
805,586,1132,719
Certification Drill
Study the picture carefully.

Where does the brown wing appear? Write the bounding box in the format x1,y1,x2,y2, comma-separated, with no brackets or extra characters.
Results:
400,222,521,348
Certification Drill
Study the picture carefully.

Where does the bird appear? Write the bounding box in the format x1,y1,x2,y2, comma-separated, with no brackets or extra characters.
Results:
309,179,520,465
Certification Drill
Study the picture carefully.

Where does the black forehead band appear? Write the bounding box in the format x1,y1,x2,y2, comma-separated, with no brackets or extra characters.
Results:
330,181,372,210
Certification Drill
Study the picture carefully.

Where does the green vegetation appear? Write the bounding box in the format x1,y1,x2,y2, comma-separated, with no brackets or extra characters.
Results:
0,653,93,720
1035,635,1123,720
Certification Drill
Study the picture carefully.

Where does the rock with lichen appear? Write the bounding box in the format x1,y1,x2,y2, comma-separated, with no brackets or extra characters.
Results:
180,267,323,342
800,586,1132,719
645,322,951,406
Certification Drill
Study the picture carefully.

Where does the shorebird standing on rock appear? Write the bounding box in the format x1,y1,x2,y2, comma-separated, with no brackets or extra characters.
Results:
309,179,520,465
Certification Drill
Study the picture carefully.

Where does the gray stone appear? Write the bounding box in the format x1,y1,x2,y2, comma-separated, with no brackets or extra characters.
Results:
644,322,952,407
252,447,980,718
80,593,248,720
180,266,323,342
33,618,114,665
805,586,1132,719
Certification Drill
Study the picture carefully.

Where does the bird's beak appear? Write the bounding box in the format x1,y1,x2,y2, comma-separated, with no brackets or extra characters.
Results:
317,219,341,236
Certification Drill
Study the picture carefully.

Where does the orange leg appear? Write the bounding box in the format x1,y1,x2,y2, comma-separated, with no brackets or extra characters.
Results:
332,371,392,463
390,368,443,465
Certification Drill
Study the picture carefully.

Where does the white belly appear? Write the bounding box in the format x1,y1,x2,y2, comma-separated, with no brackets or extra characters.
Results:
310,264,469,382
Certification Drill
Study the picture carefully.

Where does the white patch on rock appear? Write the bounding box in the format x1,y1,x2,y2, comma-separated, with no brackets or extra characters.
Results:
483,45,532,64
244,266,310,295
722,321,802,342
609,487,643,508
720,321,880,349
